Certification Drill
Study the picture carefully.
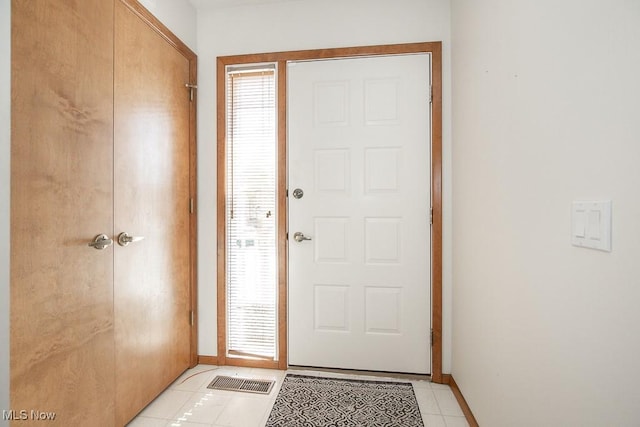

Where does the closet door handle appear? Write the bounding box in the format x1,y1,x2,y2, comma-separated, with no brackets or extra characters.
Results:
117,232,145,247
88,234,113,250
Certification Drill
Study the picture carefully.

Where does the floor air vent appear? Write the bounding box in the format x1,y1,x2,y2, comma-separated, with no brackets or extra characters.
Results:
207,376,275,395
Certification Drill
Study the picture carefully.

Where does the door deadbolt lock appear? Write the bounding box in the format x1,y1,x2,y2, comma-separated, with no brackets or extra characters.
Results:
292,188,304,199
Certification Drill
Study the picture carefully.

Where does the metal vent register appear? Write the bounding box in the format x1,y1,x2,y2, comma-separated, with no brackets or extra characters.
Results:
207,376,275,395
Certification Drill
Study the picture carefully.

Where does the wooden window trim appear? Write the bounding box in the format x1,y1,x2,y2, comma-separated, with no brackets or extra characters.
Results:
216,42,443,381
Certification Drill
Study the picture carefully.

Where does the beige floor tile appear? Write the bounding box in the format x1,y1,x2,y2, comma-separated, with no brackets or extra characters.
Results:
444,415,470,427
214,396,272,427
434,389,464,417
126,416,170,427
138,389,195,420
415,387,442,415
169,391,230,425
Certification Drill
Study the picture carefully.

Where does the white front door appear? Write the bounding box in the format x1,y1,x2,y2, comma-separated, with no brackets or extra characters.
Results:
288,54,432,374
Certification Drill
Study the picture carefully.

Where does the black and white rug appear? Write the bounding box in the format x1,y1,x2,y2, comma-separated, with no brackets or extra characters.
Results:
265,374,424,427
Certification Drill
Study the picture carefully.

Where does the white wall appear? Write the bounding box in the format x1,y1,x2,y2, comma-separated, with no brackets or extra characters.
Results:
0,0,10,423
451,1,640,425
195,0,453,372
138,0,197,51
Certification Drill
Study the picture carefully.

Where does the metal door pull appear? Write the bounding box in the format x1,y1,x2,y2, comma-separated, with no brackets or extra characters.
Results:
293,232,312,242
88,234,113,250
117,232,145,247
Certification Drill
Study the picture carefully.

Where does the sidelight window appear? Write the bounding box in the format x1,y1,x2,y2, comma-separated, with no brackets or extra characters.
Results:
225,64,278,360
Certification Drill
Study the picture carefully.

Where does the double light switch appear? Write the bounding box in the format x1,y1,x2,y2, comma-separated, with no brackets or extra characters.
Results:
571,201,612,252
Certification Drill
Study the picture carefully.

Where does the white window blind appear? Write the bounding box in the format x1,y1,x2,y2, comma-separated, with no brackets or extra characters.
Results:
225,64,277,360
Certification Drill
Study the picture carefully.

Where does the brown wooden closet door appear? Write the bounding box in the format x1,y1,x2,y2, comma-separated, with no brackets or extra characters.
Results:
114,2,192,424
10,0,116,425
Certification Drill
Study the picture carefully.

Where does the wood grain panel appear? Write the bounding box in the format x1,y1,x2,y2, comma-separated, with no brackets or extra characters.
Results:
430,43,444,384
10,0,116,425
277,60,289,370
218,43,442,65
114,1,192,424
216,57,228,367
121,0,200,371
188,30,199,370
197,355,220,365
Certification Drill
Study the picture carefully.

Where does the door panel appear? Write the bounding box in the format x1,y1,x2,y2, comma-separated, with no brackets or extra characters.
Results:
114,2,192,424
10,0,116,425
288,54,432,374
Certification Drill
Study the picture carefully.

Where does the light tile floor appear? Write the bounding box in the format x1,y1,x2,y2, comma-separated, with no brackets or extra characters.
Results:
127,365,469,427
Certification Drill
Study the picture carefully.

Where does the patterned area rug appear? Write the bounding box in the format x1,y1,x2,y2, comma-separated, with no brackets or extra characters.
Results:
265,374,424,427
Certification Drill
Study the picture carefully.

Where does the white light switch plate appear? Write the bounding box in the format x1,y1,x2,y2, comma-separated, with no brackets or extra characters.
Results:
571,201,612,252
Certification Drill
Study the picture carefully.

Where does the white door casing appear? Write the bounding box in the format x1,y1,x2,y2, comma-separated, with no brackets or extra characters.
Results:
288,54,432,374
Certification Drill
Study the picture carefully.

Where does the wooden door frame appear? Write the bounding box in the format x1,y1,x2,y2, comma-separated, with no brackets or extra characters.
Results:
216,42,443,382
122,0,199,368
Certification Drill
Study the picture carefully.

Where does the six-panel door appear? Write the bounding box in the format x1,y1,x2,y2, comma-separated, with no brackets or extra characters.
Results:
288,54,432,374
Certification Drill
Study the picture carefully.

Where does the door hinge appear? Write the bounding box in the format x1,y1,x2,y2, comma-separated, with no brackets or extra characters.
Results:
190,310,195,326
190,198,194,214
430,329,434,346
185,83,198,102
429,84,433,104
430,207,433,225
